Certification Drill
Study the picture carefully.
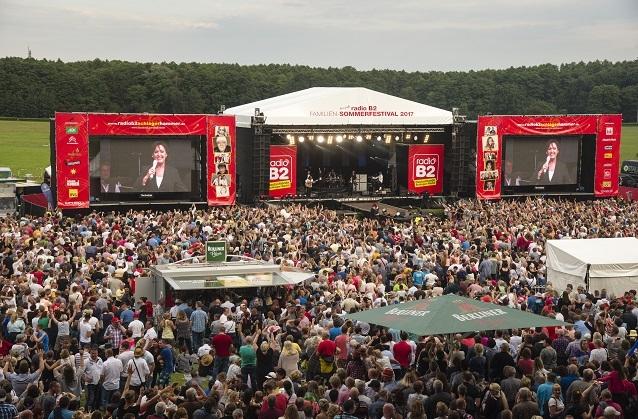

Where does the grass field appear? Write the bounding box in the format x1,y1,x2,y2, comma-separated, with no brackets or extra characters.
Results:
0,119,50,180
0,120,637,182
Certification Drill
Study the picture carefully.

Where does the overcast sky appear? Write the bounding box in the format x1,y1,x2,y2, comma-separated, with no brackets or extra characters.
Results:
1,0,636,72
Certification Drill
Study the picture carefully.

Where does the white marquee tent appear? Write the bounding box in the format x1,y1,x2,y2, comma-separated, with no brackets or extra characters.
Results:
546,238,638,296
224,87,453,128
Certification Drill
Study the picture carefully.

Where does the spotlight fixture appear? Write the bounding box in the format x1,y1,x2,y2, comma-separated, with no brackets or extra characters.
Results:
289,136,296,145
317,135,325,143
286,134,292,140
308,135,314,141
424,134,430,143
384,135,391,144
298,136,305,143
327,135,333,145
405,133,412,140
347,134,355,140
395,135,400,141
336,135,344,143
365,134,372,140
356,135,363,142
376,135,382,141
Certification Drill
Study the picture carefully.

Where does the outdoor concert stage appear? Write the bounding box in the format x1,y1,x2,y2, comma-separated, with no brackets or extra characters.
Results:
45,88,621,213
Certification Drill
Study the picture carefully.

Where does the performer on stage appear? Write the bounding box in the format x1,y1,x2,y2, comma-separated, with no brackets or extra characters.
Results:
137,142,187,192
370,171,383,193
305,173,314,197
536,140,571,184
349,170,357,195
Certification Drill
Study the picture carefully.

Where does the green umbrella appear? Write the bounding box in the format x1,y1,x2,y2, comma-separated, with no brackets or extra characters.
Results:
346,294,569,336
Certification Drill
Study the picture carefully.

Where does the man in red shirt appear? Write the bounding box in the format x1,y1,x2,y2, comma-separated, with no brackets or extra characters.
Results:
393,331,413,379
0,336,11,357
260,381,287,418
316,330,337,358
211,326,233,378
334,325,350,368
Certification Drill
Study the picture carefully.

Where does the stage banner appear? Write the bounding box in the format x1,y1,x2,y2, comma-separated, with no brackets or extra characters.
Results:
269,145,297,198
488,115,598,136
55,112,90,209
476,115,602,200
88,114,207,136
594,114,622,197
407,144,444,195
206,115,236,206
476,117,503,200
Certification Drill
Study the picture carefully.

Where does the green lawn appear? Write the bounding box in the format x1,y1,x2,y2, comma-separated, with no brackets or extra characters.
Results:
0,119,50,180
0,120,636,182
622,124,638,161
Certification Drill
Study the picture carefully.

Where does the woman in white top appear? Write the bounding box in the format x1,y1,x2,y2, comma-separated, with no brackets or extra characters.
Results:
547,384,565,418
6,311,26,341
589,339,608,363
51,311,72,351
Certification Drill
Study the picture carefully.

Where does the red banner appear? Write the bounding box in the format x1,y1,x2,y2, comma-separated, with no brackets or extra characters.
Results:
206,115,236,206
269,146,297,198
476,114,620,199
594,114,622,197
55,113,236,208
407,144,444,195
88,114,208,136
55,112,90,209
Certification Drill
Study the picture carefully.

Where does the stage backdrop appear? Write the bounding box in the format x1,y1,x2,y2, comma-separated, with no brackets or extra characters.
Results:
269,145,297,198
54,113,236,208
475,114,622,200
407,144,445,195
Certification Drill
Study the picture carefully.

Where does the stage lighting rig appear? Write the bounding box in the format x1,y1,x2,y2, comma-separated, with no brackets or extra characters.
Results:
253,108,266,124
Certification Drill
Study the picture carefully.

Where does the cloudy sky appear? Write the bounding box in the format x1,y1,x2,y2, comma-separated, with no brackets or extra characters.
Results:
0,0,636,71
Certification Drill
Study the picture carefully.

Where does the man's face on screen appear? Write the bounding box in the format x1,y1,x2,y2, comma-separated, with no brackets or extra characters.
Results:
504,161,513,176
153,144,167,163
100,164,111,179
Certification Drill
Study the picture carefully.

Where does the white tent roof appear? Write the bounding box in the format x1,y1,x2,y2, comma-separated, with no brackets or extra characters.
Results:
224,87,453,128
546,238,638,296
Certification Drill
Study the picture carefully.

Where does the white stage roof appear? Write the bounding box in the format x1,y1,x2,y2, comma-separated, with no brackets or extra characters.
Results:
546,237,638,296
224,87,453,128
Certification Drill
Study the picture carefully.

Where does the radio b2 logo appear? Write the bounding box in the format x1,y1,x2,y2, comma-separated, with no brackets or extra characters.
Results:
414,154,438,178
270,156,290,181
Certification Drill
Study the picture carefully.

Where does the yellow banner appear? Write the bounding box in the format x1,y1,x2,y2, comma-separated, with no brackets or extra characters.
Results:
414,178,437,187
270,180,292,190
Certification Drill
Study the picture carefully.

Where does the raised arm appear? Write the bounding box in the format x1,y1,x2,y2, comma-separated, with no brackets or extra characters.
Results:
37,350,46,374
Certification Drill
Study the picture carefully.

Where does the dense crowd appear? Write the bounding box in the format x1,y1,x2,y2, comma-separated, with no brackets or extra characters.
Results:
0,197,638,419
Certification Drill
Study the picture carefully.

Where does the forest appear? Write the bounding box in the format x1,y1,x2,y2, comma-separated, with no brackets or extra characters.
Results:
0,57,637,121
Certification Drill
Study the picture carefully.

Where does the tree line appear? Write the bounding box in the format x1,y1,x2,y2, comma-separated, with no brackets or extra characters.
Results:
0,57,637,121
